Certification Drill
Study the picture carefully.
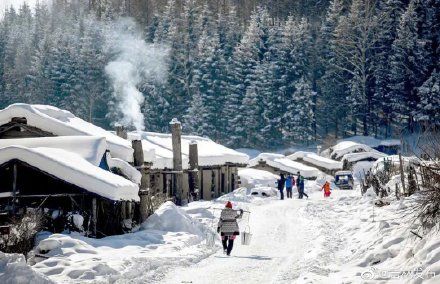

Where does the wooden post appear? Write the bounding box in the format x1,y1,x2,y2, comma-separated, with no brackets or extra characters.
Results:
12,163,17,212
132,140,150,223
399,153,407,196
189,141,199,201
132,140,144,167
92,198,97,237
116,125,128,139
170,118,183,205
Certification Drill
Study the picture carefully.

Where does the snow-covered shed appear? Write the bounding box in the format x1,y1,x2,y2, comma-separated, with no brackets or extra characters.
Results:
0,104,133,162
336,136,401,155
0,145,139,236
127,131,249,201
341,151,387,170
287,151,342,175
322,141,375,161
249,153,321,179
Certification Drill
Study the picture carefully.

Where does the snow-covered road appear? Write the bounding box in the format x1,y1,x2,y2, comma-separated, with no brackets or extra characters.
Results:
19,185,439,283
161,191,340,284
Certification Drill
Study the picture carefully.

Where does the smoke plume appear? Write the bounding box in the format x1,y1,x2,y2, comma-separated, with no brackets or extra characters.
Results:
104,18,168,131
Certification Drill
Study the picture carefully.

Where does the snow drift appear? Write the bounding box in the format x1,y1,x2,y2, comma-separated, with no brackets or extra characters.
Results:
142,201,206,237
238,168,278,188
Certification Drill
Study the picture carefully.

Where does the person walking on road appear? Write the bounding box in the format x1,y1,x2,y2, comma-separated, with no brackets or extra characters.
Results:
297,172,308,199
321,181,331,197
285,174,294,198
217,201,243,256
277,174,286,200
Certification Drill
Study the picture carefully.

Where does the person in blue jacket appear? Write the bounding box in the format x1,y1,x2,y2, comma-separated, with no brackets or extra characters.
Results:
285,174,294,198
297,172,309,199
277,174,286,200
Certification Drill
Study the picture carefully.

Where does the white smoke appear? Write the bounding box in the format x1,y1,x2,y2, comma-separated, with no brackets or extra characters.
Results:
104,18,168,131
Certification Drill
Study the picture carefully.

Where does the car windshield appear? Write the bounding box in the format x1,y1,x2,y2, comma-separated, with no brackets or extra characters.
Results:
336,175,350,181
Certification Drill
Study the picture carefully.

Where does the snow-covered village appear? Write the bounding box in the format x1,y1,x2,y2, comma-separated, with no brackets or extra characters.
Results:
0,0,439,283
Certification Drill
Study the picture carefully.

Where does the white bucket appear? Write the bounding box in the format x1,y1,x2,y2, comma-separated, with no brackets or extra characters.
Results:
241,226,252,245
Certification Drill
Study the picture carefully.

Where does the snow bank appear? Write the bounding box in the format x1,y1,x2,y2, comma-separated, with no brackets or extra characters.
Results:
238,168,278,188
0,146,139,201
0,136,107,166
249,153,321,178
249,187,278,197
0,104,133,162
297,191,439,283
32,201,216,283
0,252,52,284
142,201,205,237
288,151,342,170
128,131,249,169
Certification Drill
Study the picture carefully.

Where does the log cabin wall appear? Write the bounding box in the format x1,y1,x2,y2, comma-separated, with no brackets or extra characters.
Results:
0,159,128,237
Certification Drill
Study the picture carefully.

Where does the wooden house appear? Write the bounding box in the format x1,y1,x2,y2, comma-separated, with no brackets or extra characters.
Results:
248,153,321,179
127,131,249,202
287,151,343,176
0,104,140,237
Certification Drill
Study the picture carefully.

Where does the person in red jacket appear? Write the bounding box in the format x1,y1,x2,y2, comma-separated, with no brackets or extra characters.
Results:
321,181,331,197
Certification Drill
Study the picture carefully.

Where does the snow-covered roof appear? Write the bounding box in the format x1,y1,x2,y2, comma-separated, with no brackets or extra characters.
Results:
249,153,321,178
0,104,134,162
379,139,401,147
337,136,401,148
287,151,342,170
327,141,374,160
0,136,107,166
128,131,249,169
341,151,387,163
107,156,142,185
0,146,139,201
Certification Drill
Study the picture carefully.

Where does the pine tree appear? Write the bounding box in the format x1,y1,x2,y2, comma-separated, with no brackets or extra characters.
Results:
415,70,440,126
372,0,408,137
224,7,271,147
317,0,350,138
390,0,430,130
284,77,315,143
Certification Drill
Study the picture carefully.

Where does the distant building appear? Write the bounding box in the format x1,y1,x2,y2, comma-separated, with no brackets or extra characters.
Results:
287,151,342,175
248,153,321,179
127,131,249,202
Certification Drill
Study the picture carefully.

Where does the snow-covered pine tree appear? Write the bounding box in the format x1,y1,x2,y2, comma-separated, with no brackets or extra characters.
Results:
184,90,208,136
389,0,431,131
415,70,440,126
334,0,379,136
224,7,269,147
372,0,408,137
187,29,224,139
286,77,315,143
259,23,284,149
242,82,265,148
317,0,350,138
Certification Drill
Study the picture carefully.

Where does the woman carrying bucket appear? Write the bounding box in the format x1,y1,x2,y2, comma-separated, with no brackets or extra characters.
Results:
217,201,243,256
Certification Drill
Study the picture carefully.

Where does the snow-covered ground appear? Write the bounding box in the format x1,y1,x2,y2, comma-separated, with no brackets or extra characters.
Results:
1,173,439,283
